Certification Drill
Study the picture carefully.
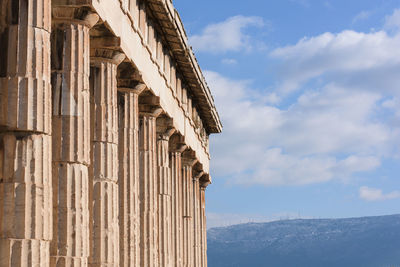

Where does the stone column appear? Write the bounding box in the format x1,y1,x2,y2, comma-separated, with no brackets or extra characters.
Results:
156,119,175,267
139,104,162,267
0,0,52,266
50,7,98,267
169,138,186,267
193,171,203,267
117,83,145,267
199,180,210,267
89,47,125,266
182,153,197,267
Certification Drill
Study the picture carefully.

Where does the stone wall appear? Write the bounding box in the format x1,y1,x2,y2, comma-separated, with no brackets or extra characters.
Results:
0,0,221,266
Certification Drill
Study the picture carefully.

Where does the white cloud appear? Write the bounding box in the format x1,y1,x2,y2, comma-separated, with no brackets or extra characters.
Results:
221,58,237,65
270,30,400,94
359,186,400,201
385,9,400,31
352,10,372,24
189,16,264,53
207,71,394,186
205,9,400,187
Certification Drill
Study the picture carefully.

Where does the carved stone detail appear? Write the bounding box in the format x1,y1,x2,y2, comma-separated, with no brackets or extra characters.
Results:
156,120,175,267
181,153,197,267
0,1,220,266
139,113,158,267
50,8,99,267
89,49,124,266
117,89,140,267
0,0,53,266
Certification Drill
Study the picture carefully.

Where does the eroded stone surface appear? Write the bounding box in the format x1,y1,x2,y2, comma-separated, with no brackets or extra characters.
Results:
0,1,219,266
118,91,140,267
90,59,120,267
51,10,96,266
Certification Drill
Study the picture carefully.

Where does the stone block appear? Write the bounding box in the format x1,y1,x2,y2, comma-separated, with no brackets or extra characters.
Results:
0,239,50,267
0,134,52,241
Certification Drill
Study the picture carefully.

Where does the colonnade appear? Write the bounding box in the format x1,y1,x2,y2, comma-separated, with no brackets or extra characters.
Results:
0,1,211,266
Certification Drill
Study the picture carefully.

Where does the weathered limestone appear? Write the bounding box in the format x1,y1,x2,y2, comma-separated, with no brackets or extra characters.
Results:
50,7,98,267
182,153,198,267
0,0,52,266
0,134,52,267
193,171,204,267
169,136,186,267
139,103,162,267
200,179,211,267
156,118,175,267
0,0,52,133
89,46,125,266
1,0,222,266
117,81,146,267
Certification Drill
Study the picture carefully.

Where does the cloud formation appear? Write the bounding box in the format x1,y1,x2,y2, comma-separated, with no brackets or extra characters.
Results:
270,30,400,95
352,10,372,24
189,8,400,187
189,16,264,53
359,186,400,201
385,9,400,31
207,71,391,186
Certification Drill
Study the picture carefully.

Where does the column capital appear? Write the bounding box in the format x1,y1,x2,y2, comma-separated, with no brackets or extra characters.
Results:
169,134,186,153
139,95,163,118
200,181,211,189
193,171,204,182
157,117,176,141
139,107,163,118
118,83,147,95
52,7,99,28
91,50,126,65
200,174,211,189
182,150,198,167
117,61,144,91
157,128,175,141
91,36,126,65
90,36,126,65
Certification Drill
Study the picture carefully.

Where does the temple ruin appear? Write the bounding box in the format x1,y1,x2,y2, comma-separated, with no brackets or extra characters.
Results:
0,0,222,266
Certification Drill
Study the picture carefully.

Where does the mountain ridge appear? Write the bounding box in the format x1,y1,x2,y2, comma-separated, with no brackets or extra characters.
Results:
207,214,400,267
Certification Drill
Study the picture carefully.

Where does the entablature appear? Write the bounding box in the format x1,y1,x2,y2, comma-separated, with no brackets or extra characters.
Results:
53,0,219,173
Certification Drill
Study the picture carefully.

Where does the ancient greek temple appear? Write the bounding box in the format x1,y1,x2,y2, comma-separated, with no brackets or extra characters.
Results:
0,0,222,266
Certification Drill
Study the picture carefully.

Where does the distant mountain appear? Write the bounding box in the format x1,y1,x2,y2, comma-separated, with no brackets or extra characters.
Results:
207,214,400,267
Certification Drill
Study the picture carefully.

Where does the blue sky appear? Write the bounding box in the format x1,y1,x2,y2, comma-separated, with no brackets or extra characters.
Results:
174,0,400,228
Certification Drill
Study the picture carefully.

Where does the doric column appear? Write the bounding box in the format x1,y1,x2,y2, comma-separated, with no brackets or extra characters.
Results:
0,1,52,266
89,43,125,266
169,136,186,267
193,171,204,267
200,179,210,267
117,77,146,266
182,152,198,267
139,100,162,267
156,118,175,267
50,7,98,267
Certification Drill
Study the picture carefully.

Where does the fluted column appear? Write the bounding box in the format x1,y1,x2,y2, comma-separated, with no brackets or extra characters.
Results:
0,0,52,266
50,7,98,267
89,48,125,266
170,139,186,267
117,83,145,267
182,154,197,267
139,106,162,267
199,180,210,267
156,120,175,267
193,172,203,267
